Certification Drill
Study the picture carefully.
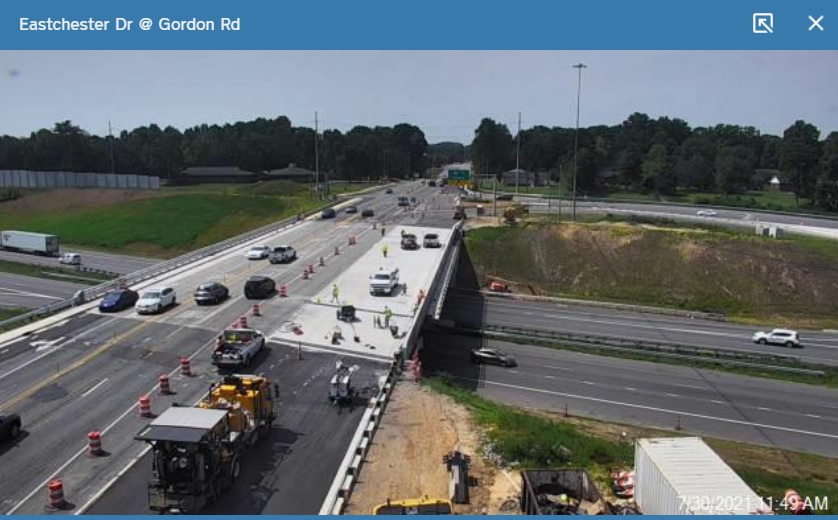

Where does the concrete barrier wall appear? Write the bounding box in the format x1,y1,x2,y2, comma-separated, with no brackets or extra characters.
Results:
0,170,160,190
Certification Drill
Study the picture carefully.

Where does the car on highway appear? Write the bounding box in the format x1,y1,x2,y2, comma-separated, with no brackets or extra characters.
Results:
470,348,517,367
247,245,270,260
361,208,375,218
345,205,358,214
269,245,297,264
135,287,177,314
385,188,393,194
244,275,276,299
495,193,513,201
428,180,436,187
753,328,800,348
423,233,441,248
321,208,337,219
59,252,81,265
696,209,717,217
193,282,230,305
98,288,139,312
0,412,22,442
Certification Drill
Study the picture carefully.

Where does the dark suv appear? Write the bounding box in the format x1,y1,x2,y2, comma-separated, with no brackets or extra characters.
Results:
193,282,229,305
244,276,276,299
0,413,22,442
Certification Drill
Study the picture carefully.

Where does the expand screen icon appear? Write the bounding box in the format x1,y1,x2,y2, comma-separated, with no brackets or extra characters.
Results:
753,13,774,33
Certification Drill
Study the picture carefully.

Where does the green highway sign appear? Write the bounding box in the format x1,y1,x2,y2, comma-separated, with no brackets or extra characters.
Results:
448,169,471,181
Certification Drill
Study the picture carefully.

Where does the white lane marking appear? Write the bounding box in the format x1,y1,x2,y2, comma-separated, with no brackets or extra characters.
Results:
508,370,519,374
464,377,838,440
673,383,705,390
758,407,772,411
0,317,117,382
0,286,65,300
807,414,821,419
544,375,556,379
624,387,636,391
666,393,679,398
582,381,595,385
8,326,220,514
544,365,573,371
80,378,109,397
711,400,725,404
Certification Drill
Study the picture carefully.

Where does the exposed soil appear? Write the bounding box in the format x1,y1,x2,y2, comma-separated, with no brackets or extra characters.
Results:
344,378,520,515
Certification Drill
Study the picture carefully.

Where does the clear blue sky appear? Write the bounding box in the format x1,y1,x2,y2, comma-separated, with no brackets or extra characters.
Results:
1,51,836,143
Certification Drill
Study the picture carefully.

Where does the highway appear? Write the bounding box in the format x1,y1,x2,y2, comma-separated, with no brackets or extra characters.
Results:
443,288,838,366
421,330,838,458
0,273,88,310
0,248,159,277
0,181,457,515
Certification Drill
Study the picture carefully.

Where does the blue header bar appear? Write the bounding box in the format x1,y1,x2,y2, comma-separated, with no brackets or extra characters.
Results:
2,0,836,49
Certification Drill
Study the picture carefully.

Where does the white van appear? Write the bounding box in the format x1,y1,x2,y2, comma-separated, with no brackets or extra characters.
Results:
59,253,81,265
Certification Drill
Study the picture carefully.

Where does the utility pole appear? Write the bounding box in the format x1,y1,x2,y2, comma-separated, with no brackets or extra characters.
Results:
108,120,116,174
314,111,320,199
558,164,563,224
492,178,497,217
572,63,587,222
515,112,521,195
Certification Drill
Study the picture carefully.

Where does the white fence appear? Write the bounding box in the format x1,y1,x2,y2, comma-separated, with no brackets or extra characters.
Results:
0,170,160,190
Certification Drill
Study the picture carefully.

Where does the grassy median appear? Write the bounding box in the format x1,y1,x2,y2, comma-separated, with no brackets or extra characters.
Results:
427,376,838,515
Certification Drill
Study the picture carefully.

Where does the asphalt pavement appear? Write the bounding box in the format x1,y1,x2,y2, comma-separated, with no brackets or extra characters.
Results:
0,248,159,277
420,329,838,458
0,273,88,310
443,288,838,366
0,181,459,515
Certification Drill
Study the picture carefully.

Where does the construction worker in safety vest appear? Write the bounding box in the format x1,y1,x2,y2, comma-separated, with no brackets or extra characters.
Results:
382,244,389,258
331,284,339,303
384,306,393,328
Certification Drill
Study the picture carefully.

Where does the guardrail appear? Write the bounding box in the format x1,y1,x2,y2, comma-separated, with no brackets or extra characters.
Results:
0,202,336,332
438,322,826,376
432,222,465,321
320,360,401,515
481,291,728,321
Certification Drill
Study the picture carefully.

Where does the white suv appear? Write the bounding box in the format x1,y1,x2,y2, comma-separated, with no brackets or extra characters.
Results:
136,287,177,314
247,245,270,260
752,329,800,348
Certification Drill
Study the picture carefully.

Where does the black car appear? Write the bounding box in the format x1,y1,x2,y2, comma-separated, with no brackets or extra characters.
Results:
98,289,139,312
361,208,375,218
470,348,517,367
385,188,393,194
193,282,229,305
495,193,513,201
0,412,22,442
345,205,358,214
428,180,437,187
244,276,276,299
321,208,337,219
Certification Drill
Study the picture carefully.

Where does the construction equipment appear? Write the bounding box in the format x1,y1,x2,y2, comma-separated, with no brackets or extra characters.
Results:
134,374,278,514
211,327,266,369
520,469,612,515
329,360,358,405
336,305,357,322
453,205,466,220
373,498,453,515
502,203,529,225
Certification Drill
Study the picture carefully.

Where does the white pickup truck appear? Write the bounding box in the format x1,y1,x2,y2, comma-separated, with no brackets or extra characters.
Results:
211,328,265,369
369,267,400,296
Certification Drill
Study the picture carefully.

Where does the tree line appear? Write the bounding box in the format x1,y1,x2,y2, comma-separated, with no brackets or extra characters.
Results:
0,113,836,210
471,114,838,210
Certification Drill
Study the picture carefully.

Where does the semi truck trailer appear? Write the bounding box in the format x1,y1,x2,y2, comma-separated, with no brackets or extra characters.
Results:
0,230,59,256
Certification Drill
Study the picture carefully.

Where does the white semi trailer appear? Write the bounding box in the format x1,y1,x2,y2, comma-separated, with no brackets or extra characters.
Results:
0,230,60,256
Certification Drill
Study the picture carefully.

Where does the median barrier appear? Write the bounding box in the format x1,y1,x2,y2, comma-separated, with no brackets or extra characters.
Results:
482,290,728,322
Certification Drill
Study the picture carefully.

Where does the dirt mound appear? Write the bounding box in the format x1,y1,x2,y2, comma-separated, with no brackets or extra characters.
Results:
0,189,160,216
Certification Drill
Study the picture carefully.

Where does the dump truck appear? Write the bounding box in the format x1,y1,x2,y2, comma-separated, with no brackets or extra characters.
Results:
134,374,278,514
211,327,266,369
0,230,59,256
520,469,612,515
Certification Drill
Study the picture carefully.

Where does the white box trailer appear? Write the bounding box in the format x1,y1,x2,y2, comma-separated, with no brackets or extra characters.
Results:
0,230,60,256
635,437,773,515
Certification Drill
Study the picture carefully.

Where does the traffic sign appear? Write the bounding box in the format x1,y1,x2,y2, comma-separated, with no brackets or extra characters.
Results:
448,169,471,181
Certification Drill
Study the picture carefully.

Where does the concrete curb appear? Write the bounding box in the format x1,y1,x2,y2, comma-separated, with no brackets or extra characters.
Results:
481,291,728,322
319,360,400,515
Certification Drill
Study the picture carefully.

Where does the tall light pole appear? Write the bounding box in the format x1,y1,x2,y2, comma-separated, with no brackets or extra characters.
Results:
572,63,587,221
515,112,521,195
314,111,320,198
